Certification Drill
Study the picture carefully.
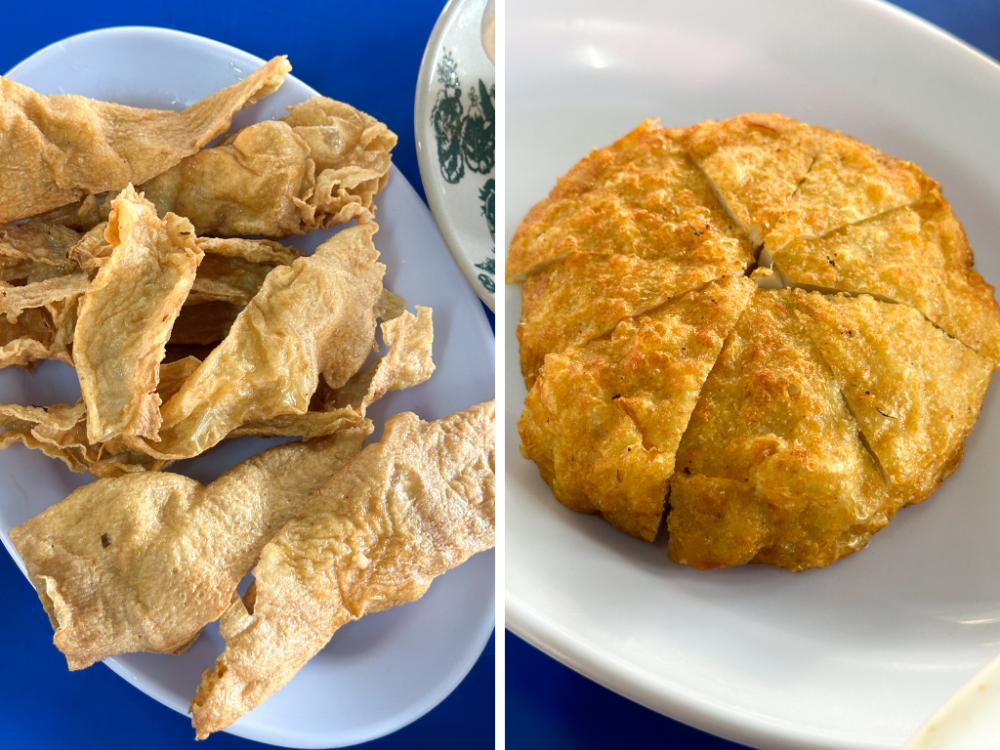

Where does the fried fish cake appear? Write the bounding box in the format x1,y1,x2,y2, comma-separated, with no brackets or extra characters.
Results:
520,276,753,541
669,290,893,571
506,119,754,282
771,195,1000,366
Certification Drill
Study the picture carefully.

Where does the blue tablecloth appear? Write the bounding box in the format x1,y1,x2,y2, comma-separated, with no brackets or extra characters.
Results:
0,3,493,749
505,1,1000,747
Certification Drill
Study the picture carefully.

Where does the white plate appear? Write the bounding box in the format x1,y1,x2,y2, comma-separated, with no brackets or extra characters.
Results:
0,27,495,749
415,0,497,311
505,1,1000,748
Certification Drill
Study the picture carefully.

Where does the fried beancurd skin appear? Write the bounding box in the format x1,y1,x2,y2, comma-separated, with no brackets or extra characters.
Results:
0,57,291,223
8,424,371,671
136,224,384,460
189,401,496,739
75,186,204,445
139,97,397,238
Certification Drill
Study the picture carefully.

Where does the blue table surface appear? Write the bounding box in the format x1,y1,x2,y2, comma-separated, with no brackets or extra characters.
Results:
505,1,1000,748
0,2,494,750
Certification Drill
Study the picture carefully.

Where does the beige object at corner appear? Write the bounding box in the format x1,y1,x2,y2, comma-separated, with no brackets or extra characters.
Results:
8,424,372,670
0,56,291,223
189,401,496,739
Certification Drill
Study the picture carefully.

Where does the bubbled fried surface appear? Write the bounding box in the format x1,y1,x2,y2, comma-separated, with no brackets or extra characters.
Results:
511,112,1000,570
189,402,495,739
0,57,291,223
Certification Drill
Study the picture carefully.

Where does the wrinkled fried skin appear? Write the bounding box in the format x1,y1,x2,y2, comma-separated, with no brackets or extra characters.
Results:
0,57,291,223
139,97,397,238
236,306,435,439
189,402,495,739
134,224,385,460
74,187,203,444
8,424,371,670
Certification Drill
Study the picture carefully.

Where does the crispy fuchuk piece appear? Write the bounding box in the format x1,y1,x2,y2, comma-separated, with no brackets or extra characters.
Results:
770,194,1000,367
0,57,291,223
139,97,397,237
506,119,754,282
519,277,753,541
517,251,746,386
134,224,384,460
232,305,435,439
0,402,167,477
9,424,371,670
189,401,496,739
74,187,203,444
792,290,993,507
668,290,894,571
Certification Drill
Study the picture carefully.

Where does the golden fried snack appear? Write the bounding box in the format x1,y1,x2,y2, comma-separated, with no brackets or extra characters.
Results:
139,97,397,237
74,187,203,444
520,277,753,541
771,195,1000,366
518,251,746,386
793,290,993,506
668,290,893,570
506,119,754,281
0,56,291,223
0,402,167,477
234,305,435,439
189,401,496,739
673,113,933,251
9,423,371,670
168,302,243,346
134,224,384,460
0,220,82,284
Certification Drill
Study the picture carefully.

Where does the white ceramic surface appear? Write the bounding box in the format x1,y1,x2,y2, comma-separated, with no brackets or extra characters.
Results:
416,0,497,311
2,27,495,749
505,1,1000,748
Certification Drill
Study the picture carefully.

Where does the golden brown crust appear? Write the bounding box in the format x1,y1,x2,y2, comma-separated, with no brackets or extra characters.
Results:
511,112,1000,570
519,276,753,541
506,119,753,281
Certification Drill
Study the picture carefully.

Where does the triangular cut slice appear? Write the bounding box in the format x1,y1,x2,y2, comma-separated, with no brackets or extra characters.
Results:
669,289,892,571
764,130,937,252
671,113,825,246
770,195,1000,366
518,275,754,541
793,290,993,507
506,119,753,281
517,250,745,386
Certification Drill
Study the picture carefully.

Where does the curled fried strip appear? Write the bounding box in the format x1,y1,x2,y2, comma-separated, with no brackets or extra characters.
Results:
189,401,495,739
0,57,291,223
8,423,371,670
75,187,203,444
139,97,397,237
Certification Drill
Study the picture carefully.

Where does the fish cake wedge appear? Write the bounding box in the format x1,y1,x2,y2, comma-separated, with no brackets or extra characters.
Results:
506,119,753,281
792,290,993,506
520,276,753,541
770,196,1000,366
669,289,893,570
